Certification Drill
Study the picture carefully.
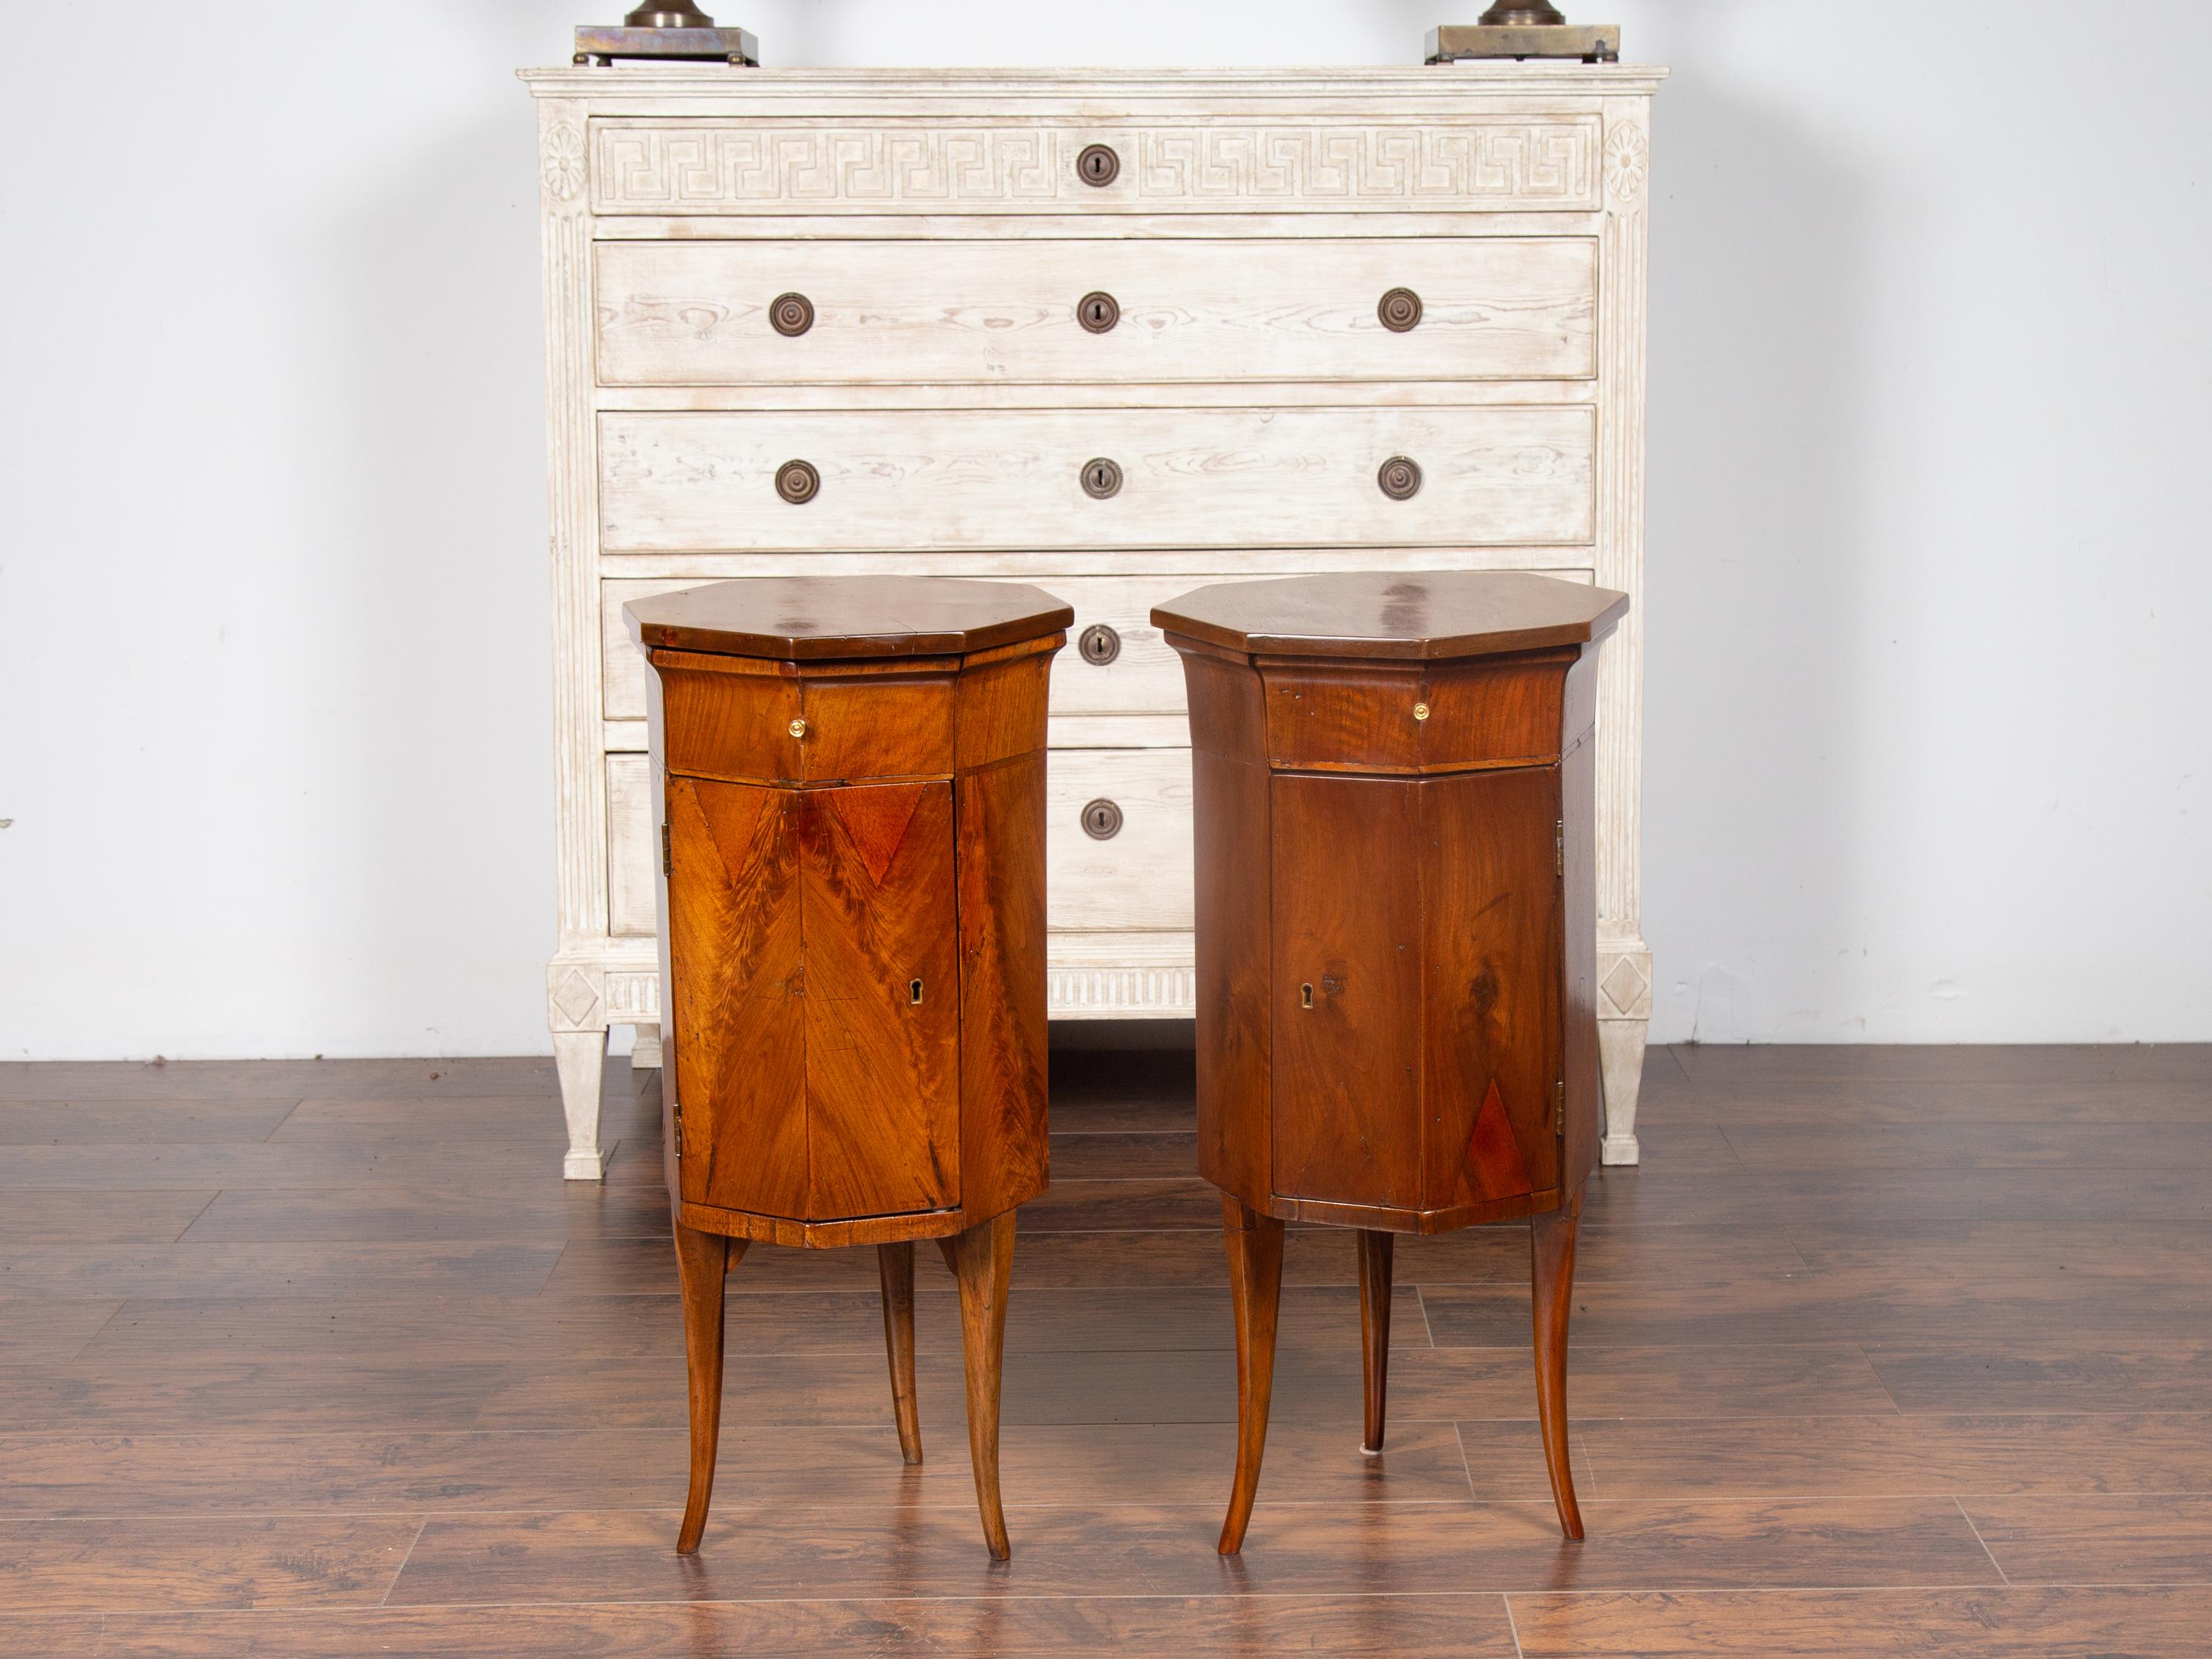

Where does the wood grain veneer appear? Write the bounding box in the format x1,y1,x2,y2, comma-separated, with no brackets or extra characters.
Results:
1158,568,1624,1551
636,574,1068,1560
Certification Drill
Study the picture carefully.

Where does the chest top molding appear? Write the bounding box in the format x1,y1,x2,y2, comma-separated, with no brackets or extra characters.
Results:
520,65,1669,102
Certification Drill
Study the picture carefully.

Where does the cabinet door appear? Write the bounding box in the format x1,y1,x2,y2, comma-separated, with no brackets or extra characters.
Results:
1419,765,1562,1208
799,782,961,1220
666,777,807,1218
1269,773,1425,1211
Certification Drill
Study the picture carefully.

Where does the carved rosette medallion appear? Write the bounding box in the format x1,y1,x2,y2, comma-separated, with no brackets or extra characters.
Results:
1602,122,1648,209
543,122,588,204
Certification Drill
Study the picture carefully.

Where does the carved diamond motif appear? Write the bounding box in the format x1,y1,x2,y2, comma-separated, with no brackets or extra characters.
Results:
1600,953,1650,1019
552,967,601,1028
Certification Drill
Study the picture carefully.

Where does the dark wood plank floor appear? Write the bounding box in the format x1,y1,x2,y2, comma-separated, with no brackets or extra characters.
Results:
3,1043,2211,1655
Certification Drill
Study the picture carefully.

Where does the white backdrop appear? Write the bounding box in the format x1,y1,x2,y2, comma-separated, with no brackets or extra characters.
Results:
3,1,2206,1057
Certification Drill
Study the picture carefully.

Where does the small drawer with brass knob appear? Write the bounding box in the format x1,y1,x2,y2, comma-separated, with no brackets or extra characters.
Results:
643,647,958,785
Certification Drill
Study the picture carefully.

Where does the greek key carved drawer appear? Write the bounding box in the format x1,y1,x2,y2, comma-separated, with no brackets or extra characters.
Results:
588,117,1604,216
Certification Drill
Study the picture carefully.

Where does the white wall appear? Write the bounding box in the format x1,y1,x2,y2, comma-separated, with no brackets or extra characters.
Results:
2,1,2205,1057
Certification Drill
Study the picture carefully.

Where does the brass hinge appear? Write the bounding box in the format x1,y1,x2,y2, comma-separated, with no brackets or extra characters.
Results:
1554,1079,1566,1138
671,1102,684,1158
661,821,672,876
1555,820,1565,877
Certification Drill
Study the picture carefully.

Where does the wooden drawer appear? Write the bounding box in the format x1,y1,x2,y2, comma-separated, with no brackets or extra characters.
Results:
1047,748,1192,934
606,753,657,939
597,238,1596,386
1260,651,1574,775
588,116,1604,218
655,650,956,785
601,406,1594,554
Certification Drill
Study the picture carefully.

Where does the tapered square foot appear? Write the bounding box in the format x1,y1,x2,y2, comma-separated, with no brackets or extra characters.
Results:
563,1147,608,1180
1600,1134,1641,1166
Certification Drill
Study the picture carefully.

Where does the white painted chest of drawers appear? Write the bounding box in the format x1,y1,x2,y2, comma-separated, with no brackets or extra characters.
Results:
523,63,1663,1180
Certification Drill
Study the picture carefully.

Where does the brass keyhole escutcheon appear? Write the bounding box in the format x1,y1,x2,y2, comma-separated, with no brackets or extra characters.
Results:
909,979,925,1006
1081,457,1123,499
1378,287,1423,332
1300,982,1314,1010
787,718,807,740
1377,456,1422,501
1413,702,1430,721
1080,798,1123,840
769,291,815,336
1077,143,1121,187
1077,291,1120,333
775,459,820,504
1078,623,1121,665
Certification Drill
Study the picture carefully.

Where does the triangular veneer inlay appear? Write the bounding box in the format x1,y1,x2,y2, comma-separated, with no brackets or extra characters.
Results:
824,785,928,886
1463,1078,1534,1200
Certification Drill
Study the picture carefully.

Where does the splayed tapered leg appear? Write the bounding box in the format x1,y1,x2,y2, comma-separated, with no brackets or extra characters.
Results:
1531,1189,1585,1540
1217,1194,1285,1554
877,1241,923,1464
949,1210,1018,1559
1356,1228,1395,1455
673,1220,745,1554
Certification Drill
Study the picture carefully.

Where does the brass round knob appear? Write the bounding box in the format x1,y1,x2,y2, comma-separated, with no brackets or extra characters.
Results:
1078,291,1120,334
775,459,820,504
1378,287,1423,333
787,718,807,740
1377,456,1422,501
1080,798,1124,840
1081,457,1123,500
768,292,815,337
1413,702,1431,722
1078,623,1121,665
1077,144,1121,187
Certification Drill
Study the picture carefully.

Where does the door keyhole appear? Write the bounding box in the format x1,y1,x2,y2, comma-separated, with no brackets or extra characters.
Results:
909,979,925,1006
1300,982,1314,1009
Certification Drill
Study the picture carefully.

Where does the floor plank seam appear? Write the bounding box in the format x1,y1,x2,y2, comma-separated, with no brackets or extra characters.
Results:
1450,1421,1480,1503
166,1192,223,1244
380,1516,431,1608
1953,1495,2011,1586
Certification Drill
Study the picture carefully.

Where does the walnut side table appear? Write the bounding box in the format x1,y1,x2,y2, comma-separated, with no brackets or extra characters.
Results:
626,576,1072,1560
1152,571,1628,1554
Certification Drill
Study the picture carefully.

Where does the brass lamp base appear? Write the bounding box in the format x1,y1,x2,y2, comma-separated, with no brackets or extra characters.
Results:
575,4,757,65
1427,3,1620,63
